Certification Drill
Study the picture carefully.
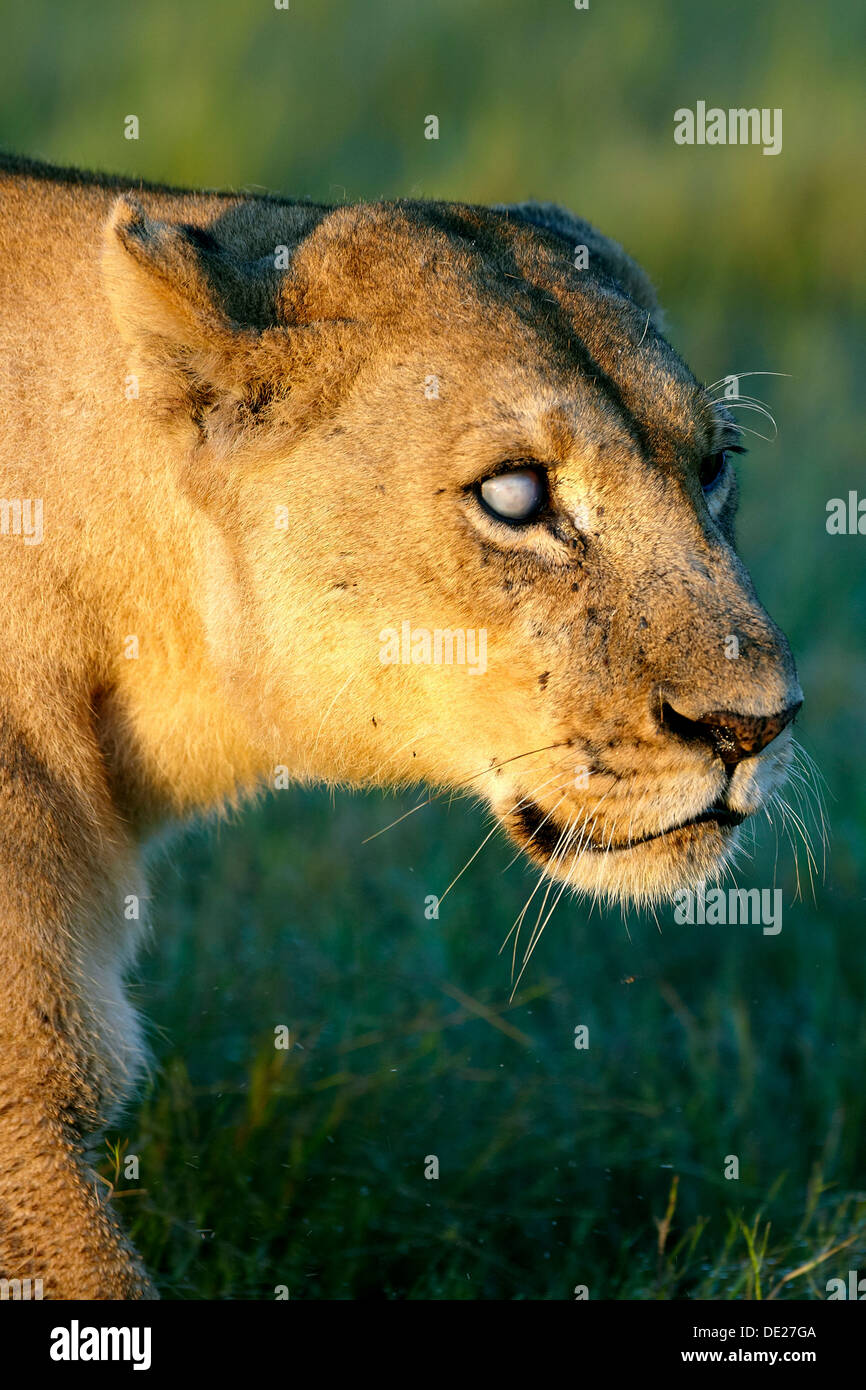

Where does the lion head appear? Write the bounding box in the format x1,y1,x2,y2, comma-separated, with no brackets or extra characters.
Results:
103,192,802,906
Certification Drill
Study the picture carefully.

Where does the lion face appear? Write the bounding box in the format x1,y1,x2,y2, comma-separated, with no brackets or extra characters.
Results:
105,196,802,905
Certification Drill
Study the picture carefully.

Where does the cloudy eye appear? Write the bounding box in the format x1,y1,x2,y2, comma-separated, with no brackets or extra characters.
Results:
479,468,545,522
700,450,728,493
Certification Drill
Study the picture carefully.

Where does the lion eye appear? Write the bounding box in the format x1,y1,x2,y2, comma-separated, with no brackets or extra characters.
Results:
700,450,728,493
479,468,544,522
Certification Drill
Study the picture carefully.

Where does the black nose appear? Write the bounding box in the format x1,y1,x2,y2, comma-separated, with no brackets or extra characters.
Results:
661,700,802,767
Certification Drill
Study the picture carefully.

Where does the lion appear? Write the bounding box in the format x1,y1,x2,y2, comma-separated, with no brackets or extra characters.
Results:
0,153,802,1299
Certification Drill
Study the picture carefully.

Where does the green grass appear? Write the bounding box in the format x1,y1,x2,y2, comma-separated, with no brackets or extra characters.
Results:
4,0,864,1298
94,767,865,1300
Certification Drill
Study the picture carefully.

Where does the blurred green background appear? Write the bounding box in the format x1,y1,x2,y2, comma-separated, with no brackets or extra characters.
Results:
3,0,864,1298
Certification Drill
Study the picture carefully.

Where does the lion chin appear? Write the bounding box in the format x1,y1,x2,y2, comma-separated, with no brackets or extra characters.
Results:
500,797,748,907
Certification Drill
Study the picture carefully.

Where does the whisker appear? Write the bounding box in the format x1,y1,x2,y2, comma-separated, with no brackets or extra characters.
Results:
510,816,578,995
362,740,567,843
499,773,579,873
716,400,779,433
438,774,568,908
503,796,587,982
705,370,793,391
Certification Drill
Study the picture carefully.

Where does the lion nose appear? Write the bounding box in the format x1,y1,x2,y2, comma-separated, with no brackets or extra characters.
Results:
661,700,802,766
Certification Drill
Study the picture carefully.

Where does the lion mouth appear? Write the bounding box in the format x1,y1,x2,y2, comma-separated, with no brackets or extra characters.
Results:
512,800,746,858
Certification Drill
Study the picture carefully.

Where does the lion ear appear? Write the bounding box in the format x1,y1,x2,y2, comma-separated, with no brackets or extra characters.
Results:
102,196,365,455
495,200,662,328
101,196,289,441
102,197,243,352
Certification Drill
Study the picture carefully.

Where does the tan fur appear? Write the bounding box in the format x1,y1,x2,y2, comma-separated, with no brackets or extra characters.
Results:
0,154,801,1298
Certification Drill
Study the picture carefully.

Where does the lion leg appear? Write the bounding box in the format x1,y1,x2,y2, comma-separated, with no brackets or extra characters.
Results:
0,722,155,1300
0,1098,156,1300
